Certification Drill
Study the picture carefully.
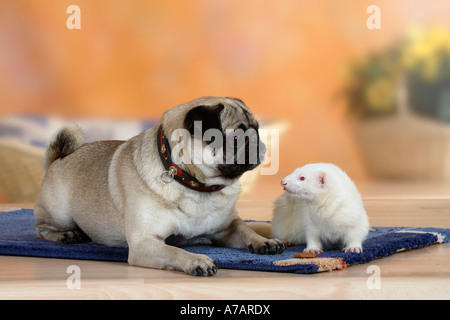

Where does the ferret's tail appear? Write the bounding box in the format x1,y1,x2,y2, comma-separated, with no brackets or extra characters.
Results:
246,222,272,238
44,124,84,173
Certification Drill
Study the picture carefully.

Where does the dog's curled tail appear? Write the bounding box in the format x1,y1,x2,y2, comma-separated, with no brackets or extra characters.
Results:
44,124,84,173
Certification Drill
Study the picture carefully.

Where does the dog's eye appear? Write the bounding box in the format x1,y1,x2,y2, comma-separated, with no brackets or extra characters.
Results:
299,176,305,181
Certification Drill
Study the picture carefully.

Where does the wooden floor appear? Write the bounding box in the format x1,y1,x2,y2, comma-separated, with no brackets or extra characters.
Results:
1,191,449,300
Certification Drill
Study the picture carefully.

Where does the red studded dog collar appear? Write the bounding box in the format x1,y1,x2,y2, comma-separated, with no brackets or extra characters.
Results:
157,125,226,192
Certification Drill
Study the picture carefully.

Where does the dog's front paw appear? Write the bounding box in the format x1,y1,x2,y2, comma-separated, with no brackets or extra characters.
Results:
248,238,286,255
57,230,90,244
184,253,219,276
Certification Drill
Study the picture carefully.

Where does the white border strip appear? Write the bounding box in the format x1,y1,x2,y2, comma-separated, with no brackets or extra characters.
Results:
395,230,446,243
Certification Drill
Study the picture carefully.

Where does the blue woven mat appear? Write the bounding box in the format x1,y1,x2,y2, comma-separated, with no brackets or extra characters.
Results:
1,209,448,274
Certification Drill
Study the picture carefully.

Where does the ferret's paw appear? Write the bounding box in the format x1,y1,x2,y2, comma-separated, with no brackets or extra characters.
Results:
343,247,363,253
303,248,323,254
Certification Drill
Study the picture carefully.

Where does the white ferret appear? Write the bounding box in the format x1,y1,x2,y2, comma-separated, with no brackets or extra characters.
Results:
269,163,370,253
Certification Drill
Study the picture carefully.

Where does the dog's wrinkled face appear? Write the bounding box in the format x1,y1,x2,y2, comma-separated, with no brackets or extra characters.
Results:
170,97,266,184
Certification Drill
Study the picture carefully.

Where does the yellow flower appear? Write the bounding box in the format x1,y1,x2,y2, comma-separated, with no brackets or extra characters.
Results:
402,26,450,80
364,78,396,113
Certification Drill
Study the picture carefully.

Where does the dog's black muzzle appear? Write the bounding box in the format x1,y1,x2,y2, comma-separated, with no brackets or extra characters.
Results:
217,128,266,179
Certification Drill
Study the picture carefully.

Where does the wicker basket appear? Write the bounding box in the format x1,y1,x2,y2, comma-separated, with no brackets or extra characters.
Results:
354,106,450,181
0,138,44,203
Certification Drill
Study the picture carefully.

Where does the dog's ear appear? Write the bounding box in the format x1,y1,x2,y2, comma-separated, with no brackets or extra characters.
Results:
184,104,224,135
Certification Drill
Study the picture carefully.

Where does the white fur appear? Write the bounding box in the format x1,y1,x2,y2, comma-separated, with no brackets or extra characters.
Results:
272,163,370,253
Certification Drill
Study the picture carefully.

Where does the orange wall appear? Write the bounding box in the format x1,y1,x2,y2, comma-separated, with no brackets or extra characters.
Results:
1,0,450,180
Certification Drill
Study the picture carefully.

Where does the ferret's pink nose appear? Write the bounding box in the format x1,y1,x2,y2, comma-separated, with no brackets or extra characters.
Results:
281,180,287,187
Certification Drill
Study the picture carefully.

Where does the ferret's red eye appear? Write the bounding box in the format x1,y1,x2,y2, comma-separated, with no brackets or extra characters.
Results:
300,176,305,181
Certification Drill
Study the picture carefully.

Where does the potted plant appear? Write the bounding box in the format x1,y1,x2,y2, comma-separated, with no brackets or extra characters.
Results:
343,26,450,180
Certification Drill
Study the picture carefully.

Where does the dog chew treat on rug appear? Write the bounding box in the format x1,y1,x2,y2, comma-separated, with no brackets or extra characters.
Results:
293,252,317,258
273,257,347,272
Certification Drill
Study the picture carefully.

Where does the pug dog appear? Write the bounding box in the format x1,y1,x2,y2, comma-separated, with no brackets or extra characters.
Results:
34,96,285,276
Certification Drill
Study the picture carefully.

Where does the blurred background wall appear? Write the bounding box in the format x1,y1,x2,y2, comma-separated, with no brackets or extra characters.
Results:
1,0,450,203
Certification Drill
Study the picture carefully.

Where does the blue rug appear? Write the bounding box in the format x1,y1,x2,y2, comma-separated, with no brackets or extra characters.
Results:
1,209,449,274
